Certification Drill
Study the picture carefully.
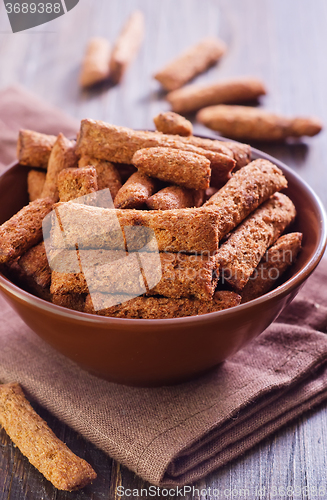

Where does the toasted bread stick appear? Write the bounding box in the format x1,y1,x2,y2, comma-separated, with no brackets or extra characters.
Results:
84,290,241,319
114,171,158,209
133,147,211,190
241,232,302,303
171,135,251,169
153,111,193,136
109,10,145,83
0,260,23,284
0,383,97,491
17,130,57,168
18,242,51,300
167,77,267,114
146,186,198,210
0,198,53,264
51,250,150,300
205,187,218,202
41,134,78,201
75,120,236,183
204,159,288,239
146,252,218,300
50,249,132,295
46,246,81,274
51,272,88,295
154,37,227,91
50,250,218,301
169,135,251,167
197,105,323,141
51,203,220,254
79,37,111,88
193,189,206,207
79,156,122,199
51,264,145,297
57,167,98,202
27,170,46,202
51,292,87,311
217,193,296,291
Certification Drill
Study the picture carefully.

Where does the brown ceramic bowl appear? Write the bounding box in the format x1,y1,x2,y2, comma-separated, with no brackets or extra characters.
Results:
0,145,326,386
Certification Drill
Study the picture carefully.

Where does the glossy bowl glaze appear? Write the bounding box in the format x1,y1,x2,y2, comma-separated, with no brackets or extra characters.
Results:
0,145,326,386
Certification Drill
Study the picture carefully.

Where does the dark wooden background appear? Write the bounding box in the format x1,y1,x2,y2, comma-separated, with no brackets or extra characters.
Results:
0,0,327,498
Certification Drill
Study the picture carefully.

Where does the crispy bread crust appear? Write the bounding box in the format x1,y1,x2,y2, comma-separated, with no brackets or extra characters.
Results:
241,232,302,302
167,77,266,113
217,193,296,290
41,134,78,201
17,130,57,169
0,198,54,264
154,37,226,91
18,242,51,300
133,147,211,190
50,251,218,301
205,159,288,238
146,186,197,210
52,203,220,254
57,166,98,202
79,156,122,198
27,170,46,202
79,37,111,88
84,290,241,318
197,105,323,141
109,11,145,84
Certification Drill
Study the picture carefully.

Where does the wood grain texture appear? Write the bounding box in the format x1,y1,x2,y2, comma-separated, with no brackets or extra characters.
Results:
0,0,327,498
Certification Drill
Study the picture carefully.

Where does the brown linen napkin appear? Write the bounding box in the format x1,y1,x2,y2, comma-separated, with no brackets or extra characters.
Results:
0,84,327,486
0,262,327,486
0,84,79,169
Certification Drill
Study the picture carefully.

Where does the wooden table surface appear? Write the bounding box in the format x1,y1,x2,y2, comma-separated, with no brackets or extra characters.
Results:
0,0,327,498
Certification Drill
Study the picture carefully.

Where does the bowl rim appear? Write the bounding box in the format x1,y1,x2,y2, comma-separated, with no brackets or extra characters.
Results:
0,140,326,326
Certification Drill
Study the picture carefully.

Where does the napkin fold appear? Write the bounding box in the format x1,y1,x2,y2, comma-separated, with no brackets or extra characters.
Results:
0,85,327,487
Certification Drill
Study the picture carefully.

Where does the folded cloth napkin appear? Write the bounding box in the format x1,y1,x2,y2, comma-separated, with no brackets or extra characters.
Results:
0,84,79,169
0,84,327,487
